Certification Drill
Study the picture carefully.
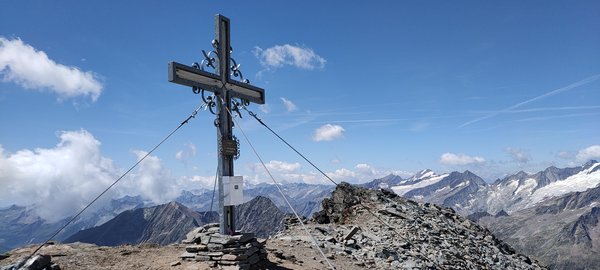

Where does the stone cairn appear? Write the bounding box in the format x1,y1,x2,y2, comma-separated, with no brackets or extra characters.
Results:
180,223,268,270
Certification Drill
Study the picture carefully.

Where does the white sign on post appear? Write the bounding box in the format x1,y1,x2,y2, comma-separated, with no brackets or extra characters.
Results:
223,176,244,206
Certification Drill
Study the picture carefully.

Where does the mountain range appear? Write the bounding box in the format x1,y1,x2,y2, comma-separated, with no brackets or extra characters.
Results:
362,160,600,269
2,160,599,269
0,195,153,253
175,182,333,218
64,201,214,246
65,195,286,246
377,160,600,216
0,182,330,253
477,184,600,269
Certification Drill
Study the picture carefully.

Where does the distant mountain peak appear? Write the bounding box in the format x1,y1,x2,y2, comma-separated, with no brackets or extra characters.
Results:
382,173,401,179
584,160,599,171
515,170,529,177
462,170,475,176
361,174,404,190
413,169,436,180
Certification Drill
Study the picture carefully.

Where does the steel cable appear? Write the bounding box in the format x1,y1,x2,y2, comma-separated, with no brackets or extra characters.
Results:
24,101,206,261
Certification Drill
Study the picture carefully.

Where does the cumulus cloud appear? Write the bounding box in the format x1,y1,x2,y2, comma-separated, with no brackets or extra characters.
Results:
576,145,600,162
248,161,407,185
0,37,103,101
0,130,118,222
254,44,325,70
252,160,301,174
266,160,301,173
123,150,180,203
313,124,345,142
178,175,216,189
355,163,376,175
280,97,297,112
0,129,186,222
327,164,411,184
505,147,530,164
440,152,486,166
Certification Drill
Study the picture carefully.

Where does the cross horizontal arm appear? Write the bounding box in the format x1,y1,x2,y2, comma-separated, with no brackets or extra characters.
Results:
225,80,265,104
168,61,265,104
169,61,222,93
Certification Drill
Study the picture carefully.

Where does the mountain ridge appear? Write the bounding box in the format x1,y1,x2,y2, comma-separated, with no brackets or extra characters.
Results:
64,196,286,246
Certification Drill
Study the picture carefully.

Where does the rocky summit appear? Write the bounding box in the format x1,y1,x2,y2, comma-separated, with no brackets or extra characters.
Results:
2,182,549,270
276,182,546,269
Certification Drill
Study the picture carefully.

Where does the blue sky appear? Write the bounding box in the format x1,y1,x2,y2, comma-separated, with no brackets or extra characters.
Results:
1,1,599,213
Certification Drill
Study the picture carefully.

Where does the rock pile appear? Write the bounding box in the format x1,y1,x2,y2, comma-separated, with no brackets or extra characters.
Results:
282,215,305,230
1,254,60,270
277,183,548,269
180,223,267,270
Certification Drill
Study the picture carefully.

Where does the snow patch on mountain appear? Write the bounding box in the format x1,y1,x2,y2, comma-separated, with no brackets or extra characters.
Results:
514,178,538,197
392,173,449,195
526,162,600,208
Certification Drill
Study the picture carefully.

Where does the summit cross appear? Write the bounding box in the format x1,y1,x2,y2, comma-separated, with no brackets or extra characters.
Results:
168,14,265,235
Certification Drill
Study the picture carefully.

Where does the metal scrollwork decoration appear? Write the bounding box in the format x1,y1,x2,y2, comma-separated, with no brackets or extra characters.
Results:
191,40,252,118
228,47,252,118
189,40,222,114
231,100,243,119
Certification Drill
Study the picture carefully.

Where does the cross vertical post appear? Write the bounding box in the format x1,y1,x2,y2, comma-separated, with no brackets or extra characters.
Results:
168,14,265,235
215,15,235,235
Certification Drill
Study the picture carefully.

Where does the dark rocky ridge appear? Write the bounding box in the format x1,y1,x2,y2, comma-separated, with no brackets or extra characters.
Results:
65,201,214,246
303,183,546,269
64,196,286,246
234,196,286,238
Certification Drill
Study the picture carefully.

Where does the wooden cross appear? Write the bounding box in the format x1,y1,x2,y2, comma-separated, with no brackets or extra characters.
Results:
168,14,265,235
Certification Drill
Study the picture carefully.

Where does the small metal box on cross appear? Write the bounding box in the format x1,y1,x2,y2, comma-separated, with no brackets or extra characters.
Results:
168,14,265,235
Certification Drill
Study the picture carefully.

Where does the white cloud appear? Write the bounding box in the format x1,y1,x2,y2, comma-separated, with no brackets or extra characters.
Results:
248,160,304,184
576,145,600,162
280,97,297,112
0,37,103,101
178,175,216,189
440,152,486,166
0,129,187,222
175,150,184,161
246,160,411,185
327,163,406,184
313,124,345,142
263,160,302,173
355,163,376,175
505,147,530,164
175,142,197,162
0,130,118,222
123,150,180,203
254,44,325,70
